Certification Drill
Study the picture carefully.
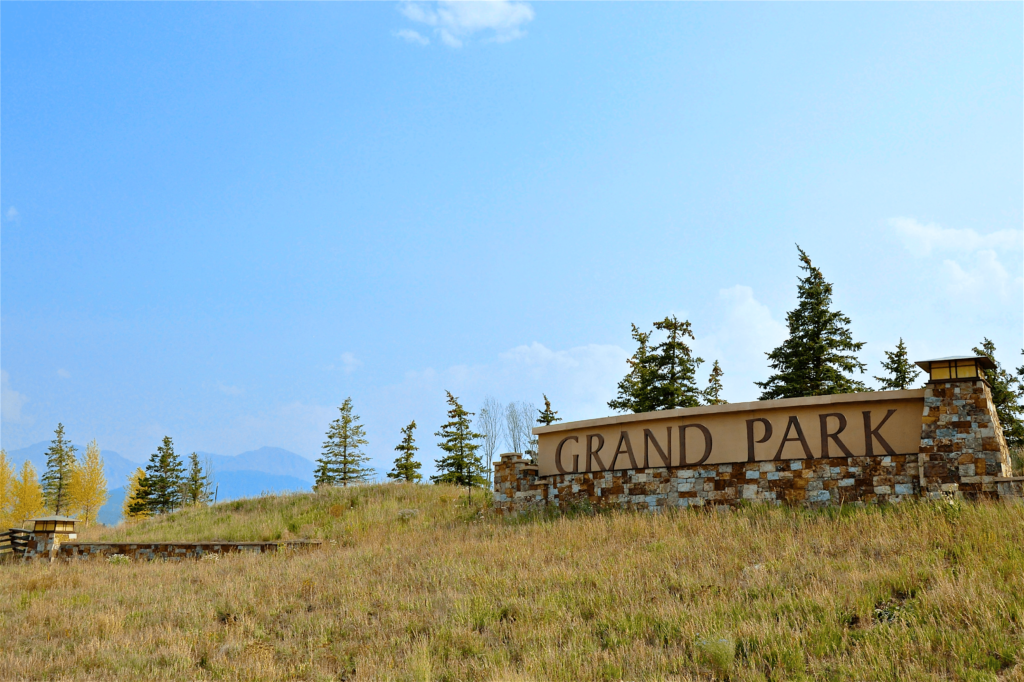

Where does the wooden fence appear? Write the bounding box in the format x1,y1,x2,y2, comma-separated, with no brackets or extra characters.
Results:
0,528,31,559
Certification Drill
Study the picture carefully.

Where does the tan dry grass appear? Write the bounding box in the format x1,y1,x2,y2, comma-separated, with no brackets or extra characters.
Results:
2,483,1023,681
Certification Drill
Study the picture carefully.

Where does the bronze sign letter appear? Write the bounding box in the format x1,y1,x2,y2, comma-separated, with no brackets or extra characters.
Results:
643,428,672,468
555,435,579,474
679,424,713,465
819,413,853,458
773,416,813,460
586,433,607,472
745,418,772,463
611,431,639,470
863,409,897,456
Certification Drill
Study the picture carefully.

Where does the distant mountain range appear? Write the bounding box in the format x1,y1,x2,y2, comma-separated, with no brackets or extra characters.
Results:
5,443,318,526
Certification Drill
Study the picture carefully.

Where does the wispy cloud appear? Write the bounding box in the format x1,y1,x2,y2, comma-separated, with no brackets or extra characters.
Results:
1,370,29,424
397,1,534,48
889,217,1023,300
394,28,430,45
324,352,363,374
57,368,71,379
6,207,19,222
216,382,244,396
889,217,1021,257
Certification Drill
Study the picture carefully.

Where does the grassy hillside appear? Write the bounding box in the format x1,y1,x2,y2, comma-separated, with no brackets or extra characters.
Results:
2,484,1022,681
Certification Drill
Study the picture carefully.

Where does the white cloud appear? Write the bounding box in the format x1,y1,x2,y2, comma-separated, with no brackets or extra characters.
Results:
57,368,71,379
691,285,788,403
1,370,29,423
216,382,244,396
324,352,363,374
398,1,534,48
394,28,430,45
889,217,1021,257
6,207,19,222
889,217,1023,300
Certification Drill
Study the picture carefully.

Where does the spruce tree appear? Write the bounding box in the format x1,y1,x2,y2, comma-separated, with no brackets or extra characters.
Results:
41,423,77,515
432,391,485,502
537,394,561,426
182,452,213,506
608,325,659,413
142,436,186,514
317,398,372,487
756,246,867,399
874,338,921,390
609,318,705,413
704,360,727,405
388,420,422,483
973,339,1024,449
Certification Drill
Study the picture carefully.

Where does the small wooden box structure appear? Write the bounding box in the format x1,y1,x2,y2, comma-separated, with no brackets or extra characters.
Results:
27,516,78,541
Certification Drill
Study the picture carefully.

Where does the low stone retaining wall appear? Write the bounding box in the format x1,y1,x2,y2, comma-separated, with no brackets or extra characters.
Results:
58,540,321,562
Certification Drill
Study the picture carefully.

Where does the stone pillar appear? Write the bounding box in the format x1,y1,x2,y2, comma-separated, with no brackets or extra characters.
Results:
493,452,544,514
920,378,1011,500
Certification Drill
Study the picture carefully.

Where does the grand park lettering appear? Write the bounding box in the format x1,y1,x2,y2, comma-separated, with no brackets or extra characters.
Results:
534,393,925,477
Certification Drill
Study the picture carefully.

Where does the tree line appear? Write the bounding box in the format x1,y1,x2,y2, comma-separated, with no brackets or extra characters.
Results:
0,424,108,528
123,437,215,520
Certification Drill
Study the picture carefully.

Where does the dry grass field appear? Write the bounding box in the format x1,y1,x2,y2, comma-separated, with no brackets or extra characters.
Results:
1,483,1022,681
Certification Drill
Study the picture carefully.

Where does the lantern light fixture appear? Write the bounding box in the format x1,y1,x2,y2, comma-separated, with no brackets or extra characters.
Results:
914,355,995,385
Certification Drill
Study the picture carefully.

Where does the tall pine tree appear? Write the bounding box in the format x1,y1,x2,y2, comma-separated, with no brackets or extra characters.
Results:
141,436,186,515
973,339,1024,450
316,398,372,487
41,423,77,515
704,360,727,405
874,338,921,390
537,395,561,426
757,247,867,399
609,318,707,413
388,420,422,483
432,391,485,502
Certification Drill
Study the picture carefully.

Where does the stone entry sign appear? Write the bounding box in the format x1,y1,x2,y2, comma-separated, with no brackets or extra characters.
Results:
536,390,924,476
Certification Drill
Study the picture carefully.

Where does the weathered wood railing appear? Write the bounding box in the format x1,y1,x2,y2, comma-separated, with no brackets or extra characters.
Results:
0,528,31,559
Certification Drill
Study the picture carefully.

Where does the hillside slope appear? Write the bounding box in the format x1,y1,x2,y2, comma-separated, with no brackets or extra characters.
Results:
3,485,1023,681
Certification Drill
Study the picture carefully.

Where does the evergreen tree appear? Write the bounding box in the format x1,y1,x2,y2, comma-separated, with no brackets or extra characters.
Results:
756,247,867,399
704,360,727,405
0,450,14,527
973,339,1024,449
608,324,659,413
68,440,108,527
11,460,46,525
317,398,372,487
388,420,423,483
41,423,77,514
874,338,921,390
123,468,152,521
609,318,705,413
182,452,213,506
537,394,562,426
142,436,185,514
432,391,485,502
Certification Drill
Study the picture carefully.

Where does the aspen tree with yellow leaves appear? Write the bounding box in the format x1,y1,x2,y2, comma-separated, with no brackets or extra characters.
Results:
10,460,46,526
0,450,14,527
69,440,108,527
123,468,151,521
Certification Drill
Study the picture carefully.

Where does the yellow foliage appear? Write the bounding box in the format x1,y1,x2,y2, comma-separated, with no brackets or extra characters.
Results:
10,460,46,527
69,440,108,527
122,468,150,522
0,449,14,527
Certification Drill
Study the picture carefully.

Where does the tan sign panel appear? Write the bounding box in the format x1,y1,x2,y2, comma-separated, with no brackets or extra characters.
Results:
534,390,925,477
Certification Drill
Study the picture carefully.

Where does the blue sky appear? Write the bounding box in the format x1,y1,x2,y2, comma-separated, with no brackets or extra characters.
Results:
3,2,1021,476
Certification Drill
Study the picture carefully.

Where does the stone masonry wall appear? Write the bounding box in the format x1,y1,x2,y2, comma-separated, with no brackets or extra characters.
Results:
17,538,321,562
495,378,1020,514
